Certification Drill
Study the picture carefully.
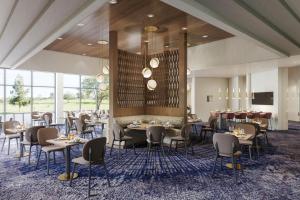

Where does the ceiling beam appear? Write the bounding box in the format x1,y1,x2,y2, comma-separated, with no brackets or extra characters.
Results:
0,0,55,66
0,0,19,40
279,0,300,24
161,0,288,57
233,0,300,49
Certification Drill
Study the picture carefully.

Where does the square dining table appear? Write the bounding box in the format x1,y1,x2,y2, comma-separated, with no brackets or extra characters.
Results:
46,137,88,181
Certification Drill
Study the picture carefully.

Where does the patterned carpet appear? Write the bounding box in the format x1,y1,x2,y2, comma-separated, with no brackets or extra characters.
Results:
0,130,300,200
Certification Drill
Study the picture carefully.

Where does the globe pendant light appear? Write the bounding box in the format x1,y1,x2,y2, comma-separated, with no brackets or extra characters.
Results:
187,67,191,75
150,57,159,68
96,73,104,83
147,79,157,90
142,67,152,78
99,84,108,91
102,64,109,75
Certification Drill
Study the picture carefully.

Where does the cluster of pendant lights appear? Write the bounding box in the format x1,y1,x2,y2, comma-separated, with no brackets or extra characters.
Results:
142,56,159,90
96,63,109,91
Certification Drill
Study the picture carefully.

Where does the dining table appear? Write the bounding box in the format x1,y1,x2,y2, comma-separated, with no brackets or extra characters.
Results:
126,123,175,131
5,128,27,160
46,137,88,181
187,118,202,136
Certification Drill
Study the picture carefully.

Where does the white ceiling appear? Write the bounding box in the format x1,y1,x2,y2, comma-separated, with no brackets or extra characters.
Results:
0,0,106,69
163,0,300,57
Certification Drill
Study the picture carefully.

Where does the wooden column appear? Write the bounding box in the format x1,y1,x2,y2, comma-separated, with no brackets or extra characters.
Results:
108,31,118,144
179,32,187,122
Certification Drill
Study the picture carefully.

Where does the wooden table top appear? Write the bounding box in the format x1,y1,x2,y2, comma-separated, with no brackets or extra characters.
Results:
47,137,88,148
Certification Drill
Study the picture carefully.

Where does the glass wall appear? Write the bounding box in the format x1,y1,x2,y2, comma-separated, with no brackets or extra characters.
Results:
63,74,80,111
81,75,98,111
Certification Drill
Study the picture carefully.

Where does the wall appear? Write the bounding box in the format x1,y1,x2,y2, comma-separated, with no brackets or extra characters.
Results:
18,50,107,75
287,66,300,121
192,77,229,121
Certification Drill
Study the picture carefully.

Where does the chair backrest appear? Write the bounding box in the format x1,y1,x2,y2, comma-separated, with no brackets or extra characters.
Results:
259,118,268,130
213,133,240,157
37,128,58,146
42,112,53,125
75,119,86,133
31,111,40,119
235,123,257,136
208,116,217,129
146,126,165,144
3,121,20,135
25,126,45,143
113,122,125,140
82,137,107,163
67,116,74,127
79,114,90,123
181,124,192,140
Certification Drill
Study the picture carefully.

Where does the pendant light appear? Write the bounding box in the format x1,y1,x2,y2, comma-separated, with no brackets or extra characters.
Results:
102,64,109,75
142,41,152,78
96,73,104,83
147,79,157,90
187,68,191,75
149,30,159,69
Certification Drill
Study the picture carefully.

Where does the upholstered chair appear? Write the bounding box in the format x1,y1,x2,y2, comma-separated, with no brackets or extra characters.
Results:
1,121,20,155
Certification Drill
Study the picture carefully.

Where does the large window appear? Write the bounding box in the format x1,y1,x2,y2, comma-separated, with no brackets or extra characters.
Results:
32,72,55,113
63,74,80,112
81,75,98,111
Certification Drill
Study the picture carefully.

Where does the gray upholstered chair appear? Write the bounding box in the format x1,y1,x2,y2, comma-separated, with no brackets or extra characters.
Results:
212,133,243,183
31,111,43,125
36,128,65,175
235,123,258,159
169,124,193,157
70,137,110,197
257,118,269,144
79,114,96,133
1,121,20,155
22,126,45,164
110,122,136,158
146,126,166,162
42,112,53,126
74,119,94,139
67,116,77,133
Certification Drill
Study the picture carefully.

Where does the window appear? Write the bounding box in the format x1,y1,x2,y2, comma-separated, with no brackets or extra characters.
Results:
6,86,31,113
33,71,55,87
0,69,3,85
63,88,80,111
64,74,80,88
81,76,98,111
6,69,31,86
0,86,3,113
33,87,55,112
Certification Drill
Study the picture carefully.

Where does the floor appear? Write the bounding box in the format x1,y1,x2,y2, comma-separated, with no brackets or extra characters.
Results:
0,130,300,200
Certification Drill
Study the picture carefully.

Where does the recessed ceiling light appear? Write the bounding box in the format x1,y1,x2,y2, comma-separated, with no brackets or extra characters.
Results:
82,53,86,56
144,40,149,43
136,52,141,55
147,14,154,18
97,40,108,45
164,45,169,48
202,35,208,38
77,23,85,27
182,27,188,30
109,0,118,4
187,43,191,47
87,43,93,46
57,37,63,40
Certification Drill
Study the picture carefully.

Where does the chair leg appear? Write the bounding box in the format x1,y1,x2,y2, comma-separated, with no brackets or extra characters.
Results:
88,162,92,197
53,151,56,164
110,139,114,156
1,137,6,152
232,157,237,183
35,145,39,158
184,140,188,158
125,141,127,153
103,162,111,187
8,139,11,155
16,138,19,149
28,145,32,165
220,157,223,171
118,141,121,160
90,132,93,139
35,149,42,169
169,140,173,153
175,141,178,152
265,132,269,144
161,144,166,157
146,143,151,164
132,142,136,155
211,154,218,177
46,152,50,175
248,146,252,160
70,163,77,186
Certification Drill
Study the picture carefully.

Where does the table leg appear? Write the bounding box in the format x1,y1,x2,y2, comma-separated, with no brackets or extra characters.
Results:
58,146,78,181
15,132,29,159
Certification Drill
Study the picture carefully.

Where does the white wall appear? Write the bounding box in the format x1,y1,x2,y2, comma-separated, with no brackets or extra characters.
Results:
18,50,107,75
192,77,229,121
288,66,300,121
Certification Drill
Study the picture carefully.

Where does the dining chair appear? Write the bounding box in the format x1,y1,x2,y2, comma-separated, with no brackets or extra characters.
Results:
146,126,166,163
67,116,77,133
79,114,96,134
235,123,259,159
201,116,217,143
70,137,110,197
74,119,94,139
36,128,65,175
1,121,20,155
22,126,45,164
169,124,193,157
110,122,136,158
31,111,43,126
212,133,243,183
257,118,269,144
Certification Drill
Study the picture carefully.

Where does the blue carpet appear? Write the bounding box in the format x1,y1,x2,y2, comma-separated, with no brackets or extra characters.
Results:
0,131,300,200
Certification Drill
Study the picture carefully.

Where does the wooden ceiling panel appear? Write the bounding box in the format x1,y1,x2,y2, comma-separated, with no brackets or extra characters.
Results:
45,0,233,58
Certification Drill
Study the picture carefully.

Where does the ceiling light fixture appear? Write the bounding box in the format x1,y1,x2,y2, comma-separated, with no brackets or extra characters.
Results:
57,37,63,40
182,27,188,30
202,35,208,38
87,43,93,46
136,52,141,55
109,0,118,4
82,53,86,56
77,23,85,27
97,40,108,45
147,14,154,18
164,45,169,48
